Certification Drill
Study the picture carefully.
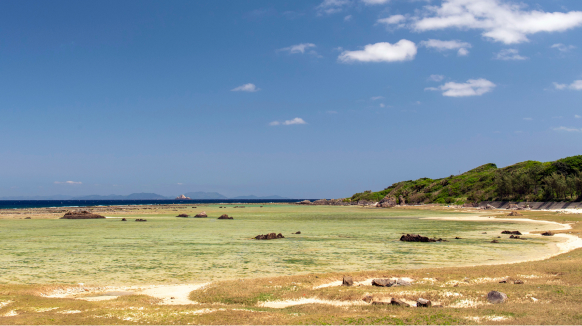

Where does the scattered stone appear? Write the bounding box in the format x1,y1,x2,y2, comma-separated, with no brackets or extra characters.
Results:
135,219,147,222
514,280,524,284
509,235,521,239
491,239,499,243
294,231,301,234
372,279,395,287
482,232,488,234
501,230,522,235
218,214,233,220
499,279,507,283
176,214,189,217
362,295,373,303
372,300,390,305
60,210,105,219
400,234,445,242
194,211,208,218
417,298,432,307
507,211,523,216
254,233,285,240
24,217,31,219
541,231,554,236
487,291,507,304
121,218,127,221
192,207,197,208
390,298,410,307
455,237,462,239
342,276,353,286
395,279,412,286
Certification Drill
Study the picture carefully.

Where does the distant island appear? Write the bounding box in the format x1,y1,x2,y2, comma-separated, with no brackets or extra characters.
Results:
349,155,582,205
0,191,291,201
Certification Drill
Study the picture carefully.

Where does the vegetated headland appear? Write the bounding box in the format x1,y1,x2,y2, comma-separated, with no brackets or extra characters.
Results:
349,155,582,205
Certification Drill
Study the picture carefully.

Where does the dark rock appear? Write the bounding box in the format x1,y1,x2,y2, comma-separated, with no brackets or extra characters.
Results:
277,233,284,239
455,237,462,239
400,234,443,242
342,276,353,286
60,210,106,219
390,298,410,307
121,218,127,221
499,279,507,283
254,233,284,240
491,239,499,243
192,207,197,208
541,231,554,236
294,231,301,234
372,279,395,287
501,230,522,235
509,235,521,239
194,211,208,218
362,295,373,303
372,301,390,305
398,195,406,205
218,214,233,219
24,217,31,219
514,280,524,284
482,232,487,234
487,291,507,304
176,214,189,217
417,298,432,307
135,219,147,222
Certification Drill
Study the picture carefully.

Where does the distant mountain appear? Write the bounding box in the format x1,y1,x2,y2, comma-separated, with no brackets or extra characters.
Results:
0,195,74,200
230,195,290,199
71,193,168,200
183,192,228,199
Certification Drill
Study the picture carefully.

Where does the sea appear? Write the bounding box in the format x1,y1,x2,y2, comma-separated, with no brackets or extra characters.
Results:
0,199,315,209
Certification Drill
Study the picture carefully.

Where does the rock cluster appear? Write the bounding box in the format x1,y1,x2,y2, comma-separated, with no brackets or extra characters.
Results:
378,196,397,208
135,219,147,222
194,211,208,218
176,214,189,217
501,230,522,235
507,211,523,216
399,234,445,242
254,233,285,240
218,214,233,220
60,210,105,219
298,199,350,206
541,231,554,236
371,278,411,287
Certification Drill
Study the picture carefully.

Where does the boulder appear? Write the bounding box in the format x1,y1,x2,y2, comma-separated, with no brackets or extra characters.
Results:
378,196,397,208
313,199,329,205
491,239,499,243
135,219,147,222
395,279,412,286
400,234,443,242
176,214,189,217
509,235,521,239
417,298,432,307
24,217,31,219
342,276,353,286
514,280,524,284
541,231,554,236
398,195,406,205
390,298,410,307
218,214,233,220
294,231,301,234
372,279,395,287
121,218,127,221
60,210,105,219
507,211,523,216
485,204,496,210
254,233,285,240
194,211,208,218
487,291,507,304
501,230,522,235
362,295,373,303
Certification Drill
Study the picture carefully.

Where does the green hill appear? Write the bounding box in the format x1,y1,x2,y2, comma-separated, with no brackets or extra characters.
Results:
349,155,582,204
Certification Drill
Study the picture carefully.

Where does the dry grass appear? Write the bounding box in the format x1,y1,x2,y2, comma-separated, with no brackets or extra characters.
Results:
1,205,581,324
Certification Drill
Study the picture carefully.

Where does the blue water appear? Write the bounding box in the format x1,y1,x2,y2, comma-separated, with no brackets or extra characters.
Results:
0,199,315,209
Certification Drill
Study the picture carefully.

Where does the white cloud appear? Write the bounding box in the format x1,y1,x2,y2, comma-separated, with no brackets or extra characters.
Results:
494,49,527,60
54,181,82,185
370,96,384,100
420,39,472,56
428,74,445,82
326,110,338,114
523,117,533,121
316,0,350,15
379,103,385,108
338,40,417,63
377,15,406,26
554,80,582,90
554,126,581,132
278,43,317,54
426,78,496,97
412,0,582,44
361,0,389,4
344,15,352,22
270,118,307,126
551,43,575,52
231,83,260,92
575,115,581,119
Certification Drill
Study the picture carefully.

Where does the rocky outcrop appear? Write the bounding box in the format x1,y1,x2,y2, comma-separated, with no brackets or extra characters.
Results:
194,211,208,218
342,276,353,286
487,291,507,304
400,234,445,242
298,200,311,205
313,199,328,205
501,230,522,235
378,196,397,208
175,194,191,200
254,233,285,240
60,210,105,219
507,211,523,216
371,278,412,287
218,214,233,220
398,195,406,205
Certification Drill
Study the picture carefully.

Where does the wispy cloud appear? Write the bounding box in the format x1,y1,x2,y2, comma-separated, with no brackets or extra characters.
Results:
370,96,384,100
420,39,471,56
344,15,352,22
361,0,389,4
277,43,317,54
554,126,581,132
426,78,496,97
231,83,260,92
551,43,576,52
428,74,445,82
494,49,527,60
316,0,350,15
554,80,582,90
523,117,533,121
270,117,307,126
377,15,407,28
326,110,338,114
54,181,82,185
338,40,417,63
575,115,581,119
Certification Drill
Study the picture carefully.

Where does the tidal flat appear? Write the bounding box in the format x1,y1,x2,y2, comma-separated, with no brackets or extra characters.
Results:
0,204,562,285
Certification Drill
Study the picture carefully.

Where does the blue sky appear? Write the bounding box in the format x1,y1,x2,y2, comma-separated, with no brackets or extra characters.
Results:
1,0,582,198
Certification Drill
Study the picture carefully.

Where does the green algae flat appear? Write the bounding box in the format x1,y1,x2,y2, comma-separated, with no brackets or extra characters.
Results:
0,205,561,285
